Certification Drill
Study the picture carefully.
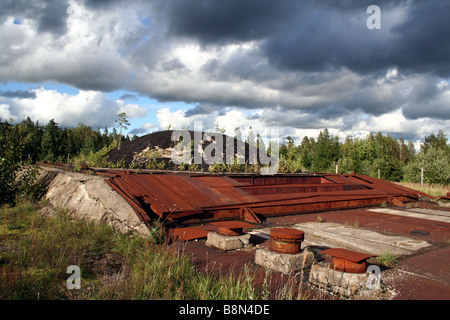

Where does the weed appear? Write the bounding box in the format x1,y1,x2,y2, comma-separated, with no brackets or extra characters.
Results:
317,214,326,223
395,182,450,197
373,252,399,267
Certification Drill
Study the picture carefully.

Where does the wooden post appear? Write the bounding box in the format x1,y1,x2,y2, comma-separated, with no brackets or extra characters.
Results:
378,168,380,179
336,164,339,174
421,168,424,188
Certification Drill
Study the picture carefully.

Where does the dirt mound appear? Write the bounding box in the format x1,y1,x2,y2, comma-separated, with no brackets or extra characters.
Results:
104,130,270,171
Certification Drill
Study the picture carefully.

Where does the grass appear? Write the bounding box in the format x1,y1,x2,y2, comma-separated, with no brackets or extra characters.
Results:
0,200,309,300
395,182,450,197
372,252,399,268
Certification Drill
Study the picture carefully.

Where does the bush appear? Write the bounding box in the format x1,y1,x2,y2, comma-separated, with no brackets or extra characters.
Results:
1,121,44,206
403,147,450,185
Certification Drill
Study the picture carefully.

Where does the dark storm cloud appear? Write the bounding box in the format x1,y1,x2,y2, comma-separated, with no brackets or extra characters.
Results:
82,0,124,9
157,0,450,77
160,0,302,44
37,0,70,35
389,1,450,77
1,0,70,36
403,98,450,120
0,90,36,99
264,0,450,76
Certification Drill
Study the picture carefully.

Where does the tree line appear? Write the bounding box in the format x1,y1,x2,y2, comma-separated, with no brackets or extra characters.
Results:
0,117,132,164
0,117,135,205
273,128,449,184
1,117,449,204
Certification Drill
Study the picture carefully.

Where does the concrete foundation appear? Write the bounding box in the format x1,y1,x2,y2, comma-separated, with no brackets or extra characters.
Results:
254,248,314,274
205,231,251,251
309,263,377,298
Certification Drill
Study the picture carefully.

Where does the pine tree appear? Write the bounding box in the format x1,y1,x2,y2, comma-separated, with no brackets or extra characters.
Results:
115,113,130,151
41,119,63,162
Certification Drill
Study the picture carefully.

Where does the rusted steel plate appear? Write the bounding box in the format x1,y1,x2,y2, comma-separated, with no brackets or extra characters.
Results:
169,227,210,241
320,248,376,274
210,221,255,229
320,248,376,263
331,257,368,273
217,226,243,236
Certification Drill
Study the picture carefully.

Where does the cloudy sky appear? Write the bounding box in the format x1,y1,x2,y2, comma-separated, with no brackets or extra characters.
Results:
1,0,449,148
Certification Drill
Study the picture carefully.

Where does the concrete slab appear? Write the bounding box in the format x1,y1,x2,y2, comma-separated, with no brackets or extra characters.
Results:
368,208,450,224
251,222,431,256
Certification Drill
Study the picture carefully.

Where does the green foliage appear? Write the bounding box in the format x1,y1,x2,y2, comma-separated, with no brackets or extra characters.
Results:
373,252,399,267
311,129,340,172
208,161,226,173
0,120,44,206
403,146,450,185
1,117,449,184
276,129,449,184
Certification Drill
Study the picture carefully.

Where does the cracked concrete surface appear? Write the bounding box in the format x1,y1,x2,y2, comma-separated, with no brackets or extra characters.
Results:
251,221,431,256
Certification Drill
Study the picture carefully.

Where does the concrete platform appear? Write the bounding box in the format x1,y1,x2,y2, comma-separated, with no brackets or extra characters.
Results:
250,221,431,256
174,205,450,300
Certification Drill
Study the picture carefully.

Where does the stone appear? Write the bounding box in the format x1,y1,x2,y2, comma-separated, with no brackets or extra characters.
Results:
254,248,314,274
42,167,150,236
309,263,372,297
205,231,251,251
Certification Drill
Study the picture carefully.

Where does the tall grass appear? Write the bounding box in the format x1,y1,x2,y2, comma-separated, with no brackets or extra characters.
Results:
395,182,450,197
0,201,308,300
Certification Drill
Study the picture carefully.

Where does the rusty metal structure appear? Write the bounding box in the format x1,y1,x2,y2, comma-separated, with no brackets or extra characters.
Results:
39,163,436,241
102,171,433,239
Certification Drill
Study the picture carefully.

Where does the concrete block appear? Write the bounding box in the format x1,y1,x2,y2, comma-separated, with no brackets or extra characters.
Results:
309,264,370,297
205,232,251,251
254,248,314,274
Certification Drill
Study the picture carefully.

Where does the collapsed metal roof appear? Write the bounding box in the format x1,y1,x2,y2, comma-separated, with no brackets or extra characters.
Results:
104,171,432,239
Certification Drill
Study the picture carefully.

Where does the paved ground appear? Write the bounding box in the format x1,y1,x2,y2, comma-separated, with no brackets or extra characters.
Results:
175,204,450,300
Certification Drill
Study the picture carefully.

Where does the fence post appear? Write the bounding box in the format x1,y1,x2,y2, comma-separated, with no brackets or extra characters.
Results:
421,168,424,188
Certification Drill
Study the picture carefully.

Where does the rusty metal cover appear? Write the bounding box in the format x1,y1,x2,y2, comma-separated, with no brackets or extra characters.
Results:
270,228,305,254
270,228,305,242
169,227,210,242
320,248,376,263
